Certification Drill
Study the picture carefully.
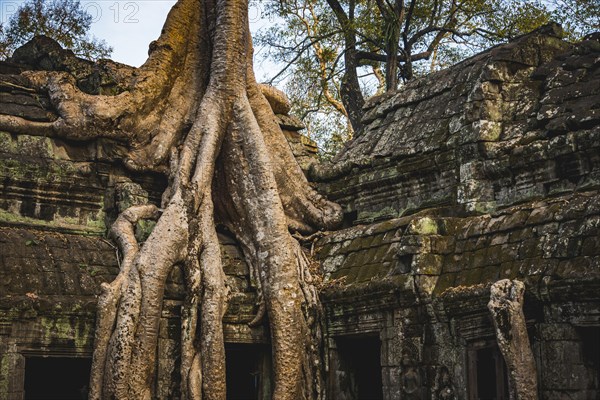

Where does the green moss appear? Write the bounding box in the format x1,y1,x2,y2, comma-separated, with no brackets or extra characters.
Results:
54,212,106,230
0,157,72,182
470,201,497,214
74,318,93,349
0,351,9,395
135,219,157,242
0,208,105,234
410,217,438,235
0,132,17,153
16,135,54,158
358,206,398,223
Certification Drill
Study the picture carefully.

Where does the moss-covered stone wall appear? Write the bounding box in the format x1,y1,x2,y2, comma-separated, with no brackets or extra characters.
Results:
315,27,600,400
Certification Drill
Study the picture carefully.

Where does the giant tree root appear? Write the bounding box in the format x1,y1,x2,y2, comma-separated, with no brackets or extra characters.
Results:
488,279,538,400
1,0,342,398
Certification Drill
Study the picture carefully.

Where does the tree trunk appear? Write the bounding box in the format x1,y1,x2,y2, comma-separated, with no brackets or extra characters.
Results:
0,0,343,398
340,47,366,136
325,0,365,136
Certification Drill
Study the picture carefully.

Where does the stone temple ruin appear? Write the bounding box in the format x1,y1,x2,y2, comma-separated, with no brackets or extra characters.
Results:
0,24,599,399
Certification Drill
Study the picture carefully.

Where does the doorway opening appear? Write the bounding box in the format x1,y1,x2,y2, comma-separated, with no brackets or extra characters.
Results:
335,335,383,399
225,343,271,400
578,327,600,395
24,356,91,399
467,342,508,400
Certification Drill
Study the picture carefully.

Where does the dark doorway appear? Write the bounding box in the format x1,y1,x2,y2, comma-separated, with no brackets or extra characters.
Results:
24,356,91,399
467,343,508,400
226,343,270,400
336,335,384,400
578,327,600,395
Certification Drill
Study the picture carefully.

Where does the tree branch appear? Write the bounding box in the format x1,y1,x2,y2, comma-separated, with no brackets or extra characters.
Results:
356,49,432,63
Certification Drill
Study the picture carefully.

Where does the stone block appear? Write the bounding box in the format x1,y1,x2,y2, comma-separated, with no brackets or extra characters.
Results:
518,238,544,259
480,265,501,283
429,236,455,255
509,228,534,243
554,257,591,279
499,261,520,279
499,210,530,231
415,275,439,295
408,217,438,235
495,243,520,263
433,272,457,296
454,267,483,286
413,254,443,275
581,236,600,256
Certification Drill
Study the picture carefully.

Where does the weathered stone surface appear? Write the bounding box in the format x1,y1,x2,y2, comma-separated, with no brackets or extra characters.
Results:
316,29,600,226
10,35,134,95
1,26,599,400
314,26,599,400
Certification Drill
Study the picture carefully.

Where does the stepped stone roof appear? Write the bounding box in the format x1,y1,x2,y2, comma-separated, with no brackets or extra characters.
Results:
316,26,599,225
315,26,600,324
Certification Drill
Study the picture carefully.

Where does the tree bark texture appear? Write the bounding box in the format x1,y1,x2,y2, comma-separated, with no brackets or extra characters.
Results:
0,0,343,398
488,279,539,400
324,0,365,136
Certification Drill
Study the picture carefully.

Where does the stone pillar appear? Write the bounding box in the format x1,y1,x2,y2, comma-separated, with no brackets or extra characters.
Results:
488,279,538,400
380,310,404,400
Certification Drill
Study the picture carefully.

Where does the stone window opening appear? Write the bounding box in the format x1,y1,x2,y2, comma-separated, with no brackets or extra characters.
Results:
23,355,92,399
467,341,509,400
333,335,384,400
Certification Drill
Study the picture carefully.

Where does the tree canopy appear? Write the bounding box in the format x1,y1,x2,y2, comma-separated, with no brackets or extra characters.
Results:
0,0,112,60
256,0,599,156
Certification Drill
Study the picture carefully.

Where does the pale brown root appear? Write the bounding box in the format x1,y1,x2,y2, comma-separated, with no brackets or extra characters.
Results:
0,70,131,142
198,192,228,400
89,205,160,400
105,264,143,398
246,68,342,233
293,242,324,398
180,230,202,400
92,0,252,393
90,192,189,399
177,92,229,400
219,95,321,399
176,1,250,391
488,280,538,400
180,191,230,400
189,353,203,398
125,0,207,171
126,192,190,397
178,93,227,193
247,297,267,327
0,0,206,171
0,114,52,138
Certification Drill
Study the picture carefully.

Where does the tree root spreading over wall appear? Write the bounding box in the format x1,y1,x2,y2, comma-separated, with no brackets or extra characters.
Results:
0,0,343,398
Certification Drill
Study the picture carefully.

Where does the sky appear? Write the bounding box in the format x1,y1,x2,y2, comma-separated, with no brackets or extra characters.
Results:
0,0,276,78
